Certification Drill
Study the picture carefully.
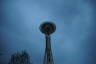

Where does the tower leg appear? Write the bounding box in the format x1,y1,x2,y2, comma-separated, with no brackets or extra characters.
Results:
43,35,54,64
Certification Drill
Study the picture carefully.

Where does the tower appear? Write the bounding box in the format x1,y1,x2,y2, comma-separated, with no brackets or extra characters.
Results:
40,22,56,64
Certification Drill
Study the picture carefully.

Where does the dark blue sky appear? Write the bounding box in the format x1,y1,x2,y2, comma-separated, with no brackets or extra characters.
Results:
0,0,96,64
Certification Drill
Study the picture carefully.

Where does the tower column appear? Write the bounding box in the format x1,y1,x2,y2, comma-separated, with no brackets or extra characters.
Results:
43,35,54,64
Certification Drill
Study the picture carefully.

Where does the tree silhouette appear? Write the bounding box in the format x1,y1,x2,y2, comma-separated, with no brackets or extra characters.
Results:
8,51,32,64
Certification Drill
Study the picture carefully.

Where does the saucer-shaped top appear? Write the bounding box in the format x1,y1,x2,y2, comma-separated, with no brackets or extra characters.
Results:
40,22,56,35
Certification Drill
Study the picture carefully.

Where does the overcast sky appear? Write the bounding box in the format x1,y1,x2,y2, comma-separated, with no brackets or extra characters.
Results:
0,0,96,64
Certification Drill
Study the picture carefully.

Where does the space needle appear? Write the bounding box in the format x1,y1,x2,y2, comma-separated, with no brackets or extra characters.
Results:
40,22,56,64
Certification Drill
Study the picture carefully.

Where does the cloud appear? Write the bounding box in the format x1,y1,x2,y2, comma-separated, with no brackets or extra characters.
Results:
0,0,96,64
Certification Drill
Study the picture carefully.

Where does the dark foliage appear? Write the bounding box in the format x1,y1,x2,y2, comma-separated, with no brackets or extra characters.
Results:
8,51,32,64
